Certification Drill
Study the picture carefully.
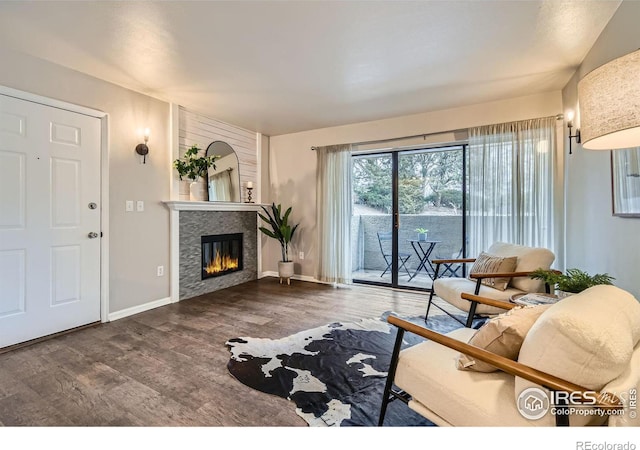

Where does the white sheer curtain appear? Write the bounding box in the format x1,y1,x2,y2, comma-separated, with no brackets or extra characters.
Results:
316,144,352,284
467,117,557,258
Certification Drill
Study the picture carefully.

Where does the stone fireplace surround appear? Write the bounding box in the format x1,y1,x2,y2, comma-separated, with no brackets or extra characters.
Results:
164,201,264,301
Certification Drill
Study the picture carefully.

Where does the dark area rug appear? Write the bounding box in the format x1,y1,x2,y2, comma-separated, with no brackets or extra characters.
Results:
226,311,484,426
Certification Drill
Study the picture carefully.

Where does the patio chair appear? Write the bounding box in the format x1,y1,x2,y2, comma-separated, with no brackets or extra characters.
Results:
377,232,412,278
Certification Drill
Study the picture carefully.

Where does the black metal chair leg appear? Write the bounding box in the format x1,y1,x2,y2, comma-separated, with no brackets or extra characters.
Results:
425,292,434,324
425,263,441,323
465,301,478,328
378,326,406,426
464,278,483,328
553,393,570,426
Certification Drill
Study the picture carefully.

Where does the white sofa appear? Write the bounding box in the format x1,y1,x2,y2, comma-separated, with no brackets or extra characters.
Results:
380,285,640,426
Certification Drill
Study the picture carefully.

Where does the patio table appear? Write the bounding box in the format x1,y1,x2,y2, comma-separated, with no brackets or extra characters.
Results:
407,239,440,280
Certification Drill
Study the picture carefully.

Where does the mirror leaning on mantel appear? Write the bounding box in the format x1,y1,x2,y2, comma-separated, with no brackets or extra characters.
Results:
205,141,240,202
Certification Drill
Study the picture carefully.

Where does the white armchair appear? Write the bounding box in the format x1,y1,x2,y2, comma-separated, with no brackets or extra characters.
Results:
379,285,640,427
427,241,556,327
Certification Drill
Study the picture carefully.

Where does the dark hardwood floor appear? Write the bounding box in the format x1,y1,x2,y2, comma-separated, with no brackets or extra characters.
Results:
0,277,445,427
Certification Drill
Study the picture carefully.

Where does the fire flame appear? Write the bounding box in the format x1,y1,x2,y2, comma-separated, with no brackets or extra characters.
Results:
205,249,239,274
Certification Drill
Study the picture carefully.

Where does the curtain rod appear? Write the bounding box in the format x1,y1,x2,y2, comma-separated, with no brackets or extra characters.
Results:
310,127,467,151
310,114,564,151
211,167,234,177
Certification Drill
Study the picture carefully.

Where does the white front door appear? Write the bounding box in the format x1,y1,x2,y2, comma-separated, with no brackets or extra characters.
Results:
0,93,101,348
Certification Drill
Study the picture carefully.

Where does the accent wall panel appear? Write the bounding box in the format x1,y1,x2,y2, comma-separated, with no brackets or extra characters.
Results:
178,107,257,201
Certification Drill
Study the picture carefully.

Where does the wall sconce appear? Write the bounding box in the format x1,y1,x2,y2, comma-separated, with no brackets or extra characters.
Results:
566,110,581,155
578,48,640,150
135,128,150,163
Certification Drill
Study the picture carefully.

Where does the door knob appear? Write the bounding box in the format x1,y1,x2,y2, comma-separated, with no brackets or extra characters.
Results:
88,232,99,239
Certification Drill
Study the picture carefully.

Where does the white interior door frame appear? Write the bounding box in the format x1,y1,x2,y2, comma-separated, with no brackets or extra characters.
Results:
0,85,110,323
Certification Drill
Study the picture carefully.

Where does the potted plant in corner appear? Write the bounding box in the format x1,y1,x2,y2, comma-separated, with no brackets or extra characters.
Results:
173,145,219,201
530,268,615,298
258,203,299,285
415,228,429,241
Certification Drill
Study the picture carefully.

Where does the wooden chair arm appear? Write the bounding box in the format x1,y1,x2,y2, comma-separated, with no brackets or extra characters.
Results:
432,258,476,264
469,271,538,279
460,293,516,310
387,315,622,410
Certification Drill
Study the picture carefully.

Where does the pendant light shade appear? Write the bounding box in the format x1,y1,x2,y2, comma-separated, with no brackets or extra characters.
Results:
578,48,640,150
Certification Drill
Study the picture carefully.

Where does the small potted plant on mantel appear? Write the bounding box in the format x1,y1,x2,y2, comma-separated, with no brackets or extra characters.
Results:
173,145,219,201
530,268,615,298
258,203,299,285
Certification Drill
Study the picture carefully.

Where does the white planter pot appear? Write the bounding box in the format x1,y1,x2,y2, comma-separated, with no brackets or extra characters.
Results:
278,261,295,285
189,177,207,201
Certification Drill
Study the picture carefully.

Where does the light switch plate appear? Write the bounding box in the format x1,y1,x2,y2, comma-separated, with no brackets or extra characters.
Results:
136,200,144,212
125,200,134,212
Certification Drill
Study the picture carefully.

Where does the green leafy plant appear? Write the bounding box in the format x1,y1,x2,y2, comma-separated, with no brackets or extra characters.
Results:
258,203,299,262
173,145,219,181
530,268,615,294
415,228,429,233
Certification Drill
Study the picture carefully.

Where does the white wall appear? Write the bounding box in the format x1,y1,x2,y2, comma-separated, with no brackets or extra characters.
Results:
267,91,563,278
562,0,640,298
0,47,171,315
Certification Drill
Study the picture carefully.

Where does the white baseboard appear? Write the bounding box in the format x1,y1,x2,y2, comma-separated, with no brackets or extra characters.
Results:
259,271,335,285
108,296,172,322
260,270,279,279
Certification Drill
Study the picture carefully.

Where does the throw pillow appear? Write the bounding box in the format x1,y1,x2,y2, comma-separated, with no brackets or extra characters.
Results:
456,304,552,372
468,252,517,291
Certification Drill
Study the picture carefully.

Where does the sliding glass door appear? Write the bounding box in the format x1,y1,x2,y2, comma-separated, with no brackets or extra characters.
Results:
351,153,394,285
351,145,466,291
396,146,465,289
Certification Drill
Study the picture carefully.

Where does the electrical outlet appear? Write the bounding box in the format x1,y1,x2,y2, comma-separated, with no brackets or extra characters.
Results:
125,200,134,212
136,200,144,212
299,252,304,260
157,265,164,277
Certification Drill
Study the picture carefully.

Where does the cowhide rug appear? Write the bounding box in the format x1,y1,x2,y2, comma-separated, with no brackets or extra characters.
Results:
226,311,481,426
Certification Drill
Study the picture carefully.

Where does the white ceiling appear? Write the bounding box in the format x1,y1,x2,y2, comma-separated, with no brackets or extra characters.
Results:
0,1,621,136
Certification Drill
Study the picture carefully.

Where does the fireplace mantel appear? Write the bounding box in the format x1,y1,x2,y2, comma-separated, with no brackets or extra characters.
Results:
164,201,268,212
